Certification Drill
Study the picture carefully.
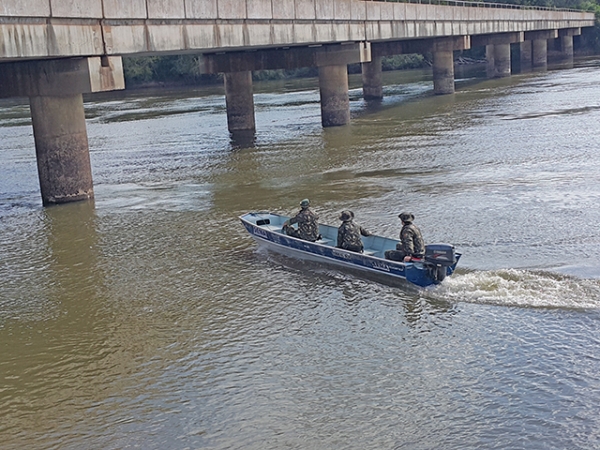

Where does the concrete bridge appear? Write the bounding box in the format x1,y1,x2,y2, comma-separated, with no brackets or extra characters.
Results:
0,0,595,205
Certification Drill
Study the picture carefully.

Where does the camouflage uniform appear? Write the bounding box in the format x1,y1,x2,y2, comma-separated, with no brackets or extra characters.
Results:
399,223,425,257
337,211,371,253
284,203,320,242
385,212,425,261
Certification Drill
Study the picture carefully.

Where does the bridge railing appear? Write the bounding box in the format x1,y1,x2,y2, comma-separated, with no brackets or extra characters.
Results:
364,0,586,13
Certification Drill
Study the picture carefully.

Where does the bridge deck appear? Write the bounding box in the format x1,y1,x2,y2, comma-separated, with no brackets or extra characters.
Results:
0,0,594,61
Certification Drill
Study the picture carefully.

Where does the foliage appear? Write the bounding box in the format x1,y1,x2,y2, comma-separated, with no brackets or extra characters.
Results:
252,67,319,81
123,55,221,86
122,56,156,84
382,54,429,70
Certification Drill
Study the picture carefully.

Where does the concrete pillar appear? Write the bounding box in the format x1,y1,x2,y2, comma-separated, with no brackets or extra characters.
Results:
361,56,383,100
560,35,574,62
532,39,548,69
30,94,93,205
485,44,511,78
0,57,124,207
494,43,511,77
432,50,454,95
318,64,350,127
224,71,255,133
485,45,495,78
520,41,533,72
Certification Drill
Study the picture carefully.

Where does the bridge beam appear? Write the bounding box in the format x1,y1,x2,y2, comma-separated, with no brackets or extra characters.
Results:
370,36,470,58
525,30,559,42
558,27,582,38
200,43,370,74
0,57,124,205
471,32,524,48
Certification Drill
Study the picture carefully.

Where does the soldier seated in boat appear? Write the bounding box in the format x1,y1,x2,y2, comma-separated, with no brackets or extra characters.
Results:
337,210,371,253
384,212,425,262
282,199,320,242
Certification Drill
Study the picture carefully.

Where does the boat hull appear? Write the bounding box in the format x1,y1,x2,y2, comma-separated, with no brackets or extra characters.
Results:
240,212,461,288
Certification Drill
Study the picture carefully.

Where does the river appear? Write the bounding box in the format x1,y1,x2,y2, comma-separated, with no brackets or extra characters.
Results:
1,59,600,449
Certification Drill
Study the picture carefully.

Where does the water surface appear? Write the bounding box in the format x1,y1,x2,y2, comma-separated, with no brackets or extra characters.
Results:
1,61,600,449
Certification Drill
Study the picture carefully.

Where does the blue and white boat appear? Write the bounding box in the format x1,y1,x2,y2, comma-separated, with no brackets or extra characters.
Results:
240,211,461,288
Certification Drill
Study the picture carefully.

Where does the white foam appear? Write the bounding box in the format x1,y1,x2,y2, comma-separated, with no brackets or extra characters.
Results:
434,269,600,309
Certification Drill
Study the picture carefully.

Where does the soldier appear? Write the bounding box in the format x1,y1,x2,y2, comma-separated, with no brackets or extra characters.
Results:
282,199,320,242
384,212,425,262
337,210,371,253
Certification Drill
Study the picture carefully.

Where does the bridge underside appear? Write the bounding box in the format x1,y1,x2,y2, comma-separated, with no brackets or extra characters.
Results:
0,0,594,206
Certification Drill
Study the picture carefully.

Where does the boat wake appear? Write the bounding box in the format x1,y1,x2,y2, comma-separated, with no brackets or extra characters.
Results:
432,268,600,310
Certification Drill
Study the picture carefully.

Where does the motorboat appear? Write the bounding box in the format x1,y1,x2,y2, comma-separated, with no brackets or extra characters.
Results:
240,211,461,288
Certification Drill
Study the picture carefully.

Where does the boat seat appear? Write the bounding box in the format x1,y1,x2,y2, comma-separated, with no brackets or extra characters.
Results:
317,238,333,245
363,250,377,256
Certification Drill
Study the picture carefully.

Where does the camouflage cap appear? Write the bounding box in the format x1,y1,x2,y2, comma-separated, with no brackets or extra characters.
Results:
398,212,414,223
300,199,310,208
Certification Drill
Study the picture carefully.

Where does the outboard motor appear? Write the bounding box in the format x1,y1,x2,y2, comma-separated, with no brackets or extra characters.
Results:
424,244,456,283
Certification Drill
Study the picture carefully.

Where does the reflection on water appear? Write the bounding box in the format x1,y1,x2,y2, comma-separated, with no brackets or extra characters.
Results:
1,60,600,449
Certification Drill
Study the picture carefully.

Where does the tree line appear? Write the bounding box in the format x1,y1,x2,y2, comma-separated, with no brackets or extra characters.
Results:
122,0,600,87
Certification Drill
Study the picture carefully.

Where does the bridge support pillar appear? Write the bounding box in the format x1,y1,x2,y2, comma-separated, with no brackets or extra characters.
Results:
557,29,580,65
556,29,579,67
560,35,574,60
524,30,557,70
318,65,350,127
30,94,94,205
431,37,470,95
485,45,495,78
493,43,511,77
473,32,522,78
224,71,256,133
362,56,383,100
0,57,124,206
203,43,370,129
432,50,454,95
520,41,533,72
532,39,548,69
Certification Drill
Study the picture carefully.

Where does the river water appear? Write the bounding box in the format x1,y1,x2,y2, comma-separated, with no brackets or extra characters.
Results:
1,59,600,449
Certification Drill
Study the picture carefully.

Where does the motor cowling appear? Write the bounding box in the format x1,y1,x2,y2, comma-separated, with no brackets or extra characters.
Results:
425,244,456,267
424,244,456,283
